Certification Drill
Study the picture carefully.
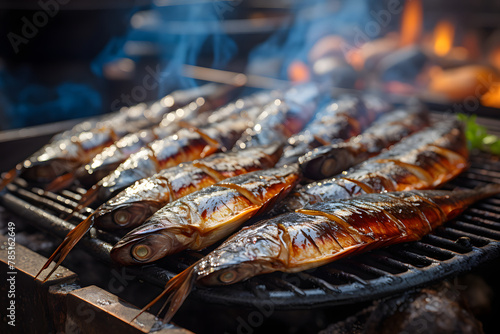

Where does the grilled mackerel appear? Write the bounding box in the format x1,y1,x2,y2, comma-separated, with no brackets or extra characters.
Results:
111,165,300,265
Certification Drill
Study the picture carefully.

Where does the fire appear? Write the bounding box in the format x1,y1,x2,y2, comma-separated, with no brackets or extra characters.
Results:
288,61,311,83
433,20,454,56
400,0,422,47
481,85,500,108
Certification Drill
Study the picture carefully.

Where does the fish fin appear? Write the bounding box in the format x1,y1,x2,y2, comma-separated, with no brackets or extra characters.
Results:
35,215,95,282
178,121,221,148
473,183,500,199
177,121,222,158
46,172,76,192
217,183,261,205
192,162,225,182
254,183,297,217
312,135,331,147
200,145,220,159
72,184,101,214
342,177,376,194
131,262,198,325
0,165,21,192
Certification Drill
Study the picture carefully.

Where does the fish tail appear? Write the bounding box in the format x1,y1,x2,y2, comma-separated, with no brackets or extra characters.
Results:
131,262,197,325
76,184,101,211
35,215,95,282
46,172,76,192
0,165,22,192
472,183,500,201
62,184,101,220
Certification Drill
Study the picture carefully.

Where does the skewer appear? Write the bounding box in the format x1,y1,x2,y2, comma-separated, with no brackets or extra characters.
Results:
182,64,290,89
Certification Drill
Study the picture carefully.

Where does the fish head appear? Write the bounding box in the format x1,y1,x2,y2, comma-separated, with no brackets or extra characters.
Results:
110,214,192,265
94,201,162,230
299,143,354,180
194,223,282,286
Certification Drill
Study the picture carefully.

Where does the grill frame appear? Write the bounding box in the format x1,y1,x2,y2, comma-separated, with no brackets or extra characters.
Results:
1,113,500,310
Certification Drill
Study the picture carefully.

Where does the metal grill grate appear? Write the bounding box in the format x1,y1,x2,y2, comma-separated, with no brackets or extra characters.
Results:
1,114,500,310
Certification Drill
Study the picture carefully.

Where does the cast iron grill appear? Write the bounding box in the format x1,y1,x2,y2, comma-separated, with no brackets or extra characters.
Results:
1,113,500,310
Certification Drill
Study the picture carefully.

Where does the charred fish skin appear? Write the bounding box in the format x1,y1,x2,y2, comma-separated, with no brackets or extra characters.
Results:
194,184,500,286
95,118,250,202
276,94,392,167
235,83,321,150
299,102,430,180
110,164,300,265
93,144,283,231
281,119,468,212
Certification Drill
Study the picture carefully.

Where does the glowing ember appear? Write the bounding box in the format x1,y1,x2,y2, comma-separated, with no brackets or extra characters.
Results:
400,0,422,47
433,20,454,56
288,61,311,82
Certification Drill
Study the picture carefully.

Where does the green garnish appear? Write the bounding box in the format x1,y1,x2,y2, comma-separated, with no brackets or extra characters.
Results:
457,113,500,155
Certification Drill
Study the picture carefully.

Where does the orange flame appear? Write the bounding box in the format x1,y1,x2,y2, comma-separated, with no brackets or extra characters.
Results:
481,85,500,108
288,61,311,82
400,0,422,47
433,20,454,56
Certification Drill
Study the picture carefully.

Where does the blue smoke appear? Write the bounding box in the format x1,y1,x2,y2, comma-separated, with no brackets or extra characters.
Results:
0,69,102,129
91,2,237,96
247,0,373,80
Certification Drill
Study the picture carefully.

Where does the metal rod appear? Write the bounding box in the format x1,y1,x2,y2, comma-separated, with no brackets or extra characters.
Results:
182,64,290,89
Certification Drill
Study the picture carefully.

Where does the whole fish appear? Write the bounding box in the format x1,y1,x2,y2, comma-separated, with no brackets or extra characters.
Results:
55,83,230,141
35,144,283,282
139,184,500,323
2,127,119,188
235,83,320,150
0,84,232,191
276,94,391,167
110,164,300,265
299,103,430,180
68,88,278,189
281,119,468,212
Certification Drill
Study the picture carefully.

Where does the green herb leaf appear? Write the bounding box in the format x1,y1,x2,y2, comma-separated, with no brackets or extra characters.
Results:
457,113,500,155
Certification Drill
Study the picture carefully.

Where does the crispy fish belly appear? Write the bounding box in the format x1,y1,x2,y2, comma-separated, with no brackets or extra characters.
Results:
299,103,430,179
281,119,468,212
110,165,300,265
93,144,283,230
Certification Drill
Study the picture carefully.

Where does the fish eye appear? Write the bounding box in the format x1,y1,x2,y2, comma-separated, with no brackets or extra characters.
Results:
321,158,336,176
132,244,152,261
113,210,130,226
218,270,236,284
